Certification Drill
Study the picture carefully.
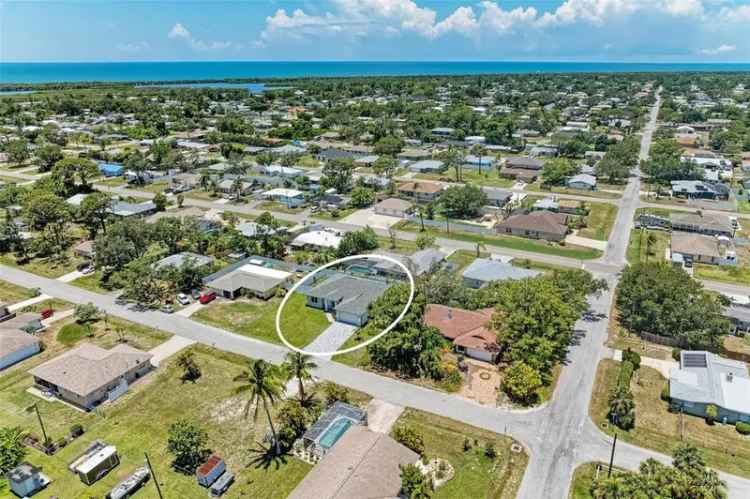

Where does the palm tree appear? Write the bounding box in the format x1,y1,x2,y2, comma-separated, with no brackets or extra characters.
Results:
234,359,285,455
199,171,211,191
470,143,485,175
282,352,317,404
231,176,244,203
475,242,486,257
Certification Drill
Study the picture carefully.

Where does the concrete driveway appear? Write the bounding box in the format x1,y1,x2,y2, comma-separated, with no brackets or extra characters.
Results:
342,208,404,230
303,322,358,357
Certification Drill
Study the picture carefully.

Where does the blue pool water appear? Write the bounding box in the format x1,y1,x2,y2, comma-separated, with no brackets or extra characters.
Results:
318,418,353,450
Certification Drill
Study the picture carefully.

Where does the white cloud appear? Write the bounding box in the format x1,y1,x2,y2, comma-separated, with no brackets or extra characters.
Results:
167,22,232,51
117,41,150,53
433,6,479,38
699,44,737,55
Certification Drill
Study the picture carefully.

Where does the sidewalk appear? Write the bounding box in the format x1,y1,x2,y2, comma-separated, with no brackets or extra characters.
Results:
8,294,51,312
149,336,196,367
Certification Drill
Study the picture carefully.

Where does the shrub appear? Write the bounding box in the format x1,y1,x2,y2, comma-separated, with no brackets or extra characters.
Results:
622,348,641,369
672,348,682,362
393,425,425,456
736,422,750,435
69,424,84,437
660,383,670,402
322,382,350,406
616,360,635,389
463,438,472,452
484,441,497,459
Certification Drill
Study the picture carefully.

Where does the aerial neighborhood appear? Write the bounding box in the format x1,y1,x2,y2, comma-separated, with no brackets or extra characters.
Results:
1,70,749,499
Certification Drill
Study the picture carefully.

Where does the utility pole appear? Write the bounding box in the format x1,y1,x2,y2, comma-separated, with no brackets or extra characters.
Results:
144,452,164,499
608,433,618,478
31,403,49,446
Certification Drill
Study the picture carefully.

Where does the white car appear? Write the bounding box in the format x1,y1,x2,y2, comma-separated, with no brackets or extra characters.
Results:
177,293,191,305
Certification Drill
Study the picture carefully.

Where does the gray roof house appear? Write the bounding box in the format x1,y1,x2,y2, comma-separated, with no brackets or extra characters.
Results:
203,257,293,300
462,258,540,288
30,343,153,410
298,272,391,326
670,213,734,238
152,252,214,271
408,159,444,173
111,201,157,218
0,313,43,370
566,173,597,190
669,351,750,425
372,249,447,277
671,180,730,200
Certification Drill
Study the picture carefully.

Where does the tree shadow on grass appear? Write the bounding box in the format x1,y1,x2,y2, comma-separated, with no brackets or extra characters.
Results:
246,442,290,471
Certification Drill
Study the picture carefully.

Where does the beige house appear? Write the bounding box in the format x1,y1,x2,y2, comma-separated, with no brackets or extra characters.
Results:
397,181,443,203
30,343,153,410
670,232,737,266
373,198,413,218
496,210,569,241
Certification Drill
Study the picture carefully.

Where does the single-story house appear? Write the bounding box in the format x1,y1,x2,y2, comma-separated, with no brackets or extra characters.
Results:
373,198,413,218
670,213,734,238
0,313,43,370
263,188,306,207
372,248,447,278
463,155,496,170
670,233,737,266
260,165,305,177
291,229,342,250
204,259,293,300
431,127,455,137
462,258,540,288
397,148,432,161
496,211,569,241
424,304,499,362
6,463,51,498
533,197,559,212
408,159,444,173
530,145,559,158
671,180,730,200
354,154,379,166
566,173,597,190
152,252,214,271
500,157,544,182
483,187,513,208
73,240,96,259
235,221,281,239
30,343,153,410
397,181,443,203
669,351,750,425
111,201,157,218
298,272,390,326
289,425,417,499
217,178,253,196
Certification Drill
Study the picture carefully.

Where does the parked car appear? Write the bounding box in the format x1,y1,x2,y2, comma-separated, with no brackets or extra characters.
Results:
177,293,190,306
77,262,95,274
199,292,217,305
41,308,54,320
161,305,174,314
191,289,202,300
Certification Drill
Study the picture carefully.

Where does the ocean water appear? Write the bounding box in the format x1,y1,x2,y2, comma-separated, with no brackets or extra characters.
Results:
2,61,750,84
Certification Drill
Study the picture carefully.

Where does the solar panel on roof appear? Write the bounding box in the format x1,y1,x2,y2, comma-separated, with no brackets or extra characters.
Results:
683,353,708,368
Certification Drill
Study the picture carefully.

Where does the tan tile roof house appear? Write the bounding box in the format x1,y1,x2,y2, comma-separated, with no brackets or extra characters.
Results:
288,425,418,499
30,343,153,410
496,210,569,241
424,304,499,363
670,232,737,266
373,197,413,218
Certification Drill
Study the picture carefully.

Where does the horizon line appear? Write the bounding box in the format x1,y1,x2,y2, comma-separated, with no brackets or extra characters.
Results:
3,59,750,65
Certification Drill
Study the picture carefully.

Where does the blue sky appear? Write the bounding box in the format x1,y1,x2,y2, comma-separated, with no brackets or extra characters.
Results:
2,0,750,62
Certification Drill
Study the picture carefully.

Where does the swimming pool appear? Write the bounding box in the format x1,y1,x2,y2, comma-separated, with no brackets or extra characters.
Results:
318,418,353,450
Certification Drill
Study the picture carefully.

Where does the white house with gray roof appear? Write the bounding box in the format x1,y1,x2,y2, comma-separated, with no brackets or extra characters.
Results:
462,258,540,288
299,272,391,326
669,351,750,425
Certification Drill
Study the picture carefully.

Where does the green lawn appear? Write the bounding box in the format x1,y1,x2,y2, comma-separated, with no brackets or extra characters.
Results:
625,229,670,265
192,294,330,348
313,207,358,221
526,183,622,199
375,235,421,254
590,360,750,479
140,180,170,193
578,203,618,241
0,343,312,499
70,270,111,294
96,176,127,187
0,279,34,304
395,221,602,260
0,251,85,279
569,462,629,498
695,264,750,286
415,169,514,188
446,249,488,273
393,409,528,499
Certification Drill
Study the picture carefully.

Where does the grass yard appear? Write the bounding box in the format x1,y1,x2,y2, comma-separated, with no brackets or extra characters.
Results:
192,294,330,348
140,180,171,193
0,251,86,279
312,206,358,221
590,359,750,479
625,228,670,265
578,203,618,241
0,279,34,304
526,183,622,199
96,176,127,187
393,409,528,499
375,235,421,254
0,344,313,499
70,270,111,294
695,263,750,286
395,221,602,260
415,169,515,188
446,249,489,273
185,189,222,201
569,462,629,498
19,298,72,315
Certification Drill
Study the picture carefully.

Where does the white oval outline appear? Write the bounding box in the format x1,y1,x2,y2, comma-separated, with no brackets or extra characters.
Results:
275,253,415,357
